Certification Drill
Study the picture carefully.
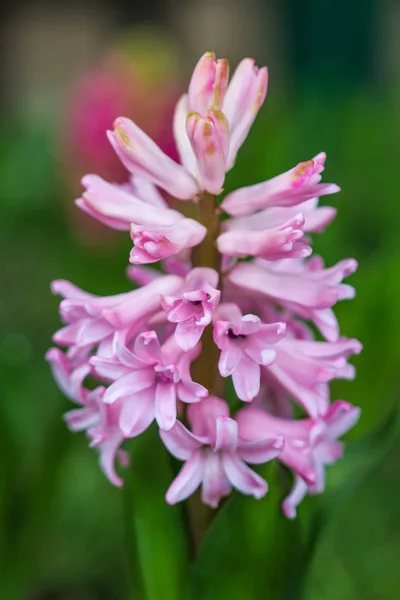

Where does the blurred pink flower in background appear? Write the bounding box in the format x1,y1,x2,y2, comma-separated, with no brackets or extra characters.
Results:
61,27,183,245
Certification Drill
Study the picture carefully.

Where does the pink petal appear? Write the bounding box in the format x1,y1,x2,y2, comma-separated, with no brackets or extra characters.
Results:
173,94,197,176
46,347,90,403
188,52,229,113
268,362,329,418
129,219,206,265
229,262,338,309
51,279,95,301
166,451,205,504
223,60,268,168
134,331,162,363
130,175,167,208
102,276,184,329
217,214,311,260
214,417,238,452
155,381,177,431
238,436,284,464
232,356,261,401
119,390,155,437
201,451,232,508
237,314,261,336
90,355,132,380
99,436,126,487
160,420,204,460
186,109,229,194
78,175,179,230
324,400,361,440
175,321,204,351
222,154,339,215
177,379,208,403
221,453,268,499
282,475,309,519
187,396,229,438
64,407,99,431
108,117,198,200
218,344,243,377
104,371,154,404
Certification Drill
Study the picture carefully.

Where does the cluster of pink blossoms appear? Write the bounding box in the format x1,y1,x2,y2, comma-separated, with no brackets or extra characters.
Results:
47,52,361,517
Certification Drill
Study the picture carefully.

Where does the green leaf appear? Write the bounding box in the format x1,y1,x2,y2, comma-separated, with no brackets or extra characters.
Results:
189,462,306,600
305,408,400,599
124,425,189,600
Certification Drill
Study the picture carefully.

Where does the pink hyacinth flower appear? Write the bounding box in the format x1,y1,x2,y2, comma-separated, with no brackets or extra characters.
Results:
264,337,362,418
213,303,286,401
160,396,284,507
217,212,312,260
221,58,268,168
187,51,230,114
129,218,206,264
225,197,337,237
174,52,268,182
108,117,198,200
51,275,183,358
76,174,179,231
228,256,358,342
161,267,221,351
46,348,128,486
236,400,360,518
186,108,230,195
222,152,340,216
91,332,208,434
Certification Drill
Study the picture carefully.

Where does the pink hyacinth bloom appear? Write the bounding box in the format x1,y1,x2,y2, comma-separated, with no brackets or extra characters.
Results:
187,51,230,114
186,109,229,194
48,50,361,512
91,332,208,434
108,117,199,200
228,256,357,342
51,275,183,358
236,400,360,518
264,337,362,418
129,218,206,264
222,152,340,216
221,57,268,168
109,51,268,197
108,53,268,198
161,267,221,351
225,197,337,236
217,212,312,260
76,174,178,231
213,303,286,401
175,54,268,176
160,396,284,507
46,348,128,486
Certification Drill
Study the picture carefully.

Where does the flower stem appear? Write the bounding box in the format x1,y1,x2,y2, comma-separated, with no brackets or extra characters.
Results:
192,191,221,277
191,191,222,396
187,191,224,552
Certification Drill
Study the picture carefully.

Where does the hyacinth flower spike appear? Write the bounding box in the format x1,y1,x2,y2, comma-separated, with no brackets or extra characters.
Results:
47,50,361,530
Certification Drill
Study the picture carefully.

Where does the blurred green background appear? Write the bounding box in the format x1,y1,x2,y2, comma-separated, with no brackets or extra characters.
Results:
0,0,399,598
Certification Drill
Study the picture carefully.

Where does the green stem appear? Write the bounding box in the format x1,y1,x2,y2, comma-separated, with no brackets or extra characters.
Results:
187,191,224,553
191,191,223,396
191,191,222,276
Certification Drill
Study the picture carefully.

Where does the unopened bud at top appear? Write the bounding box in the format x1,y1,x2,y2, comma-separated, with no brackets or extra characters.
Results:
188,52,230,114
186,108,230,195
